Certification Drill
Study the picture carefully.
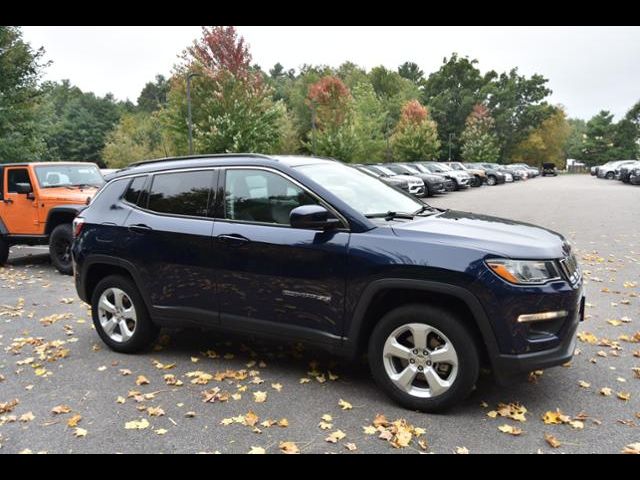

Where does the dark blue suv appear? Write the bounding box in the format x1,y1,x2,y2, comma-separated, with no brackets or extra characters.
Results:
72,154,584,411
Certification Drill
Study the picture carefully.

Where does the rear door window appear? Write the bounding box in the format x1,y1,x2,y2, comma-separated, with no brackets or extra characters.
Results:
123,176,148,206
147,170,215,217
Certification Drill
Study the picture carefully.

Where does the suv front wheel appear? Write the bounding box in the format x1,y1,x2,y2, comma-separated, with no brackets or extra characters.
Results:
0,237,9,265
368,304,479,412
91,275,159,353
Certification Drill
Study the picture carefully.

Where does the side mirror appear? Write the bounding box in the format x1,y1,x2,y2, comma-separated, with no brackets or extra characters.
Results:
290,205,340,230
15,183,33,195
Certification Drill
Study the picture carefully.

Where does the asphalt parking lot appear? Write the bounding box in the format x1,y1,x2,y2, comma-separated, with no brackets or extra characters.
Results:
0,174,638,454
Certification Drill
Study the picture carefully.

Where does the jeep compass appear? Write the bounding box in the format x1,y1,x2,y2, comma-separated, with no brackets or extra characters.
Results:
72,155,584,411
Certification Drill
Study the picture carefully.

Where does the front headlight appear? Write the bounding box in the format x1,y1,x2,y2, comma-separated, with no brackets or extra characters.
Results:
486,259,561,285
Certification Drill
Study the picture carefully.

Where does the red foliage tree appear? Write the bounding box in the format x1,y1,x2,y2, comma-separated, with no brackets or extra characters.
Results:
398,100,428,126
306,76,352,129
185,26,252,80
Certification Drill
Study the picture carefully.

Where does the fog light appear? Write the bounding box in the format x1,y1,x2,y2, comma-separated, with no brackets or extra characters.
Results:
517,310,568,323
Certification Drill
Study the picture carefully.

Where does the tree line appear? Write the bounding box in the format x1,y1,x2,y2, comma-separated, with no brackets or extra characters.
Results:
1,26,638,168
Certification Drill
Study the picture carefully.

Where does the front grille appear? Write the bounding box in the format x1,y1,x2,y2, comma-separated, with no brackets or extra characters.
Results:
559,254,581,285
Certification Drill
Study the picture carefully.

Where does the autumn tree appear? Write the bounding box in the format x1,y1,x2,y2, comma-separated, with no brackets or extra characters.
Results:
512,108,571,167
460,104,500,163
305,75,359,161
390,100,440,161
162,26,283,154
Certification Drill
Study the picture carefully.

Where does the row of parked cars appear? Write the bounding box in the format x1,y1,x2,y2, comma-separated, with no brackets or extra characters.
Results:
591,160,640,185
354,161,543,197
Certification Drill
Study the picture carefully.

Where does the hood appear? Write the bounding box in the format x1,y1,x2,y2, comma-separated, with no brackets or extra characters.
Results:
391,209,567,259
38,186,99,203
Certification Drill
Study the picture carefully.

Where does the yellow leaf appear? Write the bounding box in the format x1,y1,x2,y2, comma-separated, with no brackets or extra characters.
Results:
487,410,498,418
578,380,591,388
392,429,412,448
147,406,165,417
338,399,352,410
155,428,168,435
19,412,35,422
135,375,150,386
244,411,259,427
344,442,357,451
321,414,333,422
253,391,267,403
545,433,561,448
67,414,82,427
124,418,150,430
542,410,569,425
319,421,333,430
373,413,389,427
607,319,623,327
600,387,613,396
299,378,310,384
455,446,469,454
622,442,640,454
363,425,377,435
325,430,347,443
328,371,339,381
271,383,283,392
279,441,299,454
248,446,266,454
577,332,598,344
617,391,631,401
74,427,87,438
278,418,289,428
569,420,584,430
116,396,126,404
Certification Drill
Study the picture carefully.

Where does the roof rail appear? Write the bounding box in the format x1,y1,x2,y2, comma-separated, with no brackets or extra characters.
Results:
123,153,275,170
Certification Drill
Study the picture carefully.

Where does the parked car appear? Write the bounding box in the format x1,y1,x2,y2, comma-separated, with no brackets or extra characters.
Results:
615,161,640,183
590,166,598,176
380,164,445,196
503,165,528,181
364,165,426,197
418,162,471,190
355,165,411,192
597,160,637,179
477,163,514,184
511,163,540,178
463,163,507,186
542,163,558,176
72,154,584,412
629,167,640,185
0,162,104,274
445,162,486,187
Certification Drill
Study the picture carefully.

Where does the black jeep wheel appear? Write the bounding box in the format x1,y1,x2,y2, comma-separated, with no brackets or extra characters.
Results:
0,237,9,265
49,224,73,275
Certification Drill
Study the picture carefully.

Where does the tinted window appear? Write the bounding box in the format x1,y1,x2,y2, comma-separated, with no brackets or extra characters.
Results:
148,171,214,217
124,176,148,206
7,169,32,193
224,169,317,225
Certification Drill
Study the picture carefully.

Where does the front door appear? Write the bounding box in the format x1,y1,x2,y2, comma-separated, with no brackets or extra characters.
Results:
213,168,349,340
2,167,40,234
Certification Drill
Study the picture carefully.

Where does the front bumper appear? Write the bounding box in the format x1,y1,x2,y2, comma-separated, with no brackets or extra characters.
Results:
408,184,425,196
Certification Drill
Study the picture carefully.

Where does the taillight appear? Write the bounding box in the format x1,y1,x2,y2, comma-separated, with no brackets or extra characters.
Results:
73,217,85,238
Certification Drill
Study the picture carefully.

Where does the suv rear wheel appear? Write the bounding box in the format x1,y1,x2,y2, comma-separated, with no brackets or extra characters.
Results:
49,224,73,275
91,275,159,353
486,175,497,186
0,237,9,265
605,172,614,180
368,304,479,412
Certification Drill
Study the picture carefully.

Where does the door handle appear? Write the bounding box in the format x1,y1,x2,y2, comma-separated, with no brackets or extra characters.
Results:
128,224,152,234
216,233,250,246
3,198,13,204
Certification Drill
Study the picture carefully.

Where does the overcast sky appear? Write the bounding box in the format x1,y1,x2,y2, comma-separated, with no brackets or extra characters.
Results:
21,26,640,120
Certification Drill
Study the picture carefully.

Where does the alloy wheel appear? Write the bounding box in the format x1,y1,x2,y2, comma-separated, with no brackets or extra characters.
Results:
97,288,137,343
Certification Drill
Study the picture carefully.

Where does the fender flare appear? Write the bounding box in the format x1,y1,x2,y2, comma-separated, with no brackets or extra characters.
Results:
345,279,500,363
45,205,87,234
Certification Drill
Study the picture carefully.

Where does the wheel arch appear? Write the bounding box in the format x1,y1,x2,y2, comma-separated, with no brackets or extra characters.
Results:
45,205,86,235
345,279,499,366
80,256,150,309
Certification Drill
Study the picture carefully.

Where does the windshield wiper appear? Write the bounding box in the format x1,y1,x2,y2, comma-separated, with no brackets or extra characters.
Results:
365,211,416,221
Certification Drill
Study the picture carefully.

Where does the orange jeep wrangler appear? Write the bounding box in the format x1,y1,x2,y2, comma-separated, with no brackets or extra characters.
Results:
0,162,104,274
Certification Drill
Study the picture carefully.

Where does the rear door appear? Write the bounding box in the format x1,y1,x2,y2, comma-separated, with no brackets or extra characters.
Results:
123,168,219,323
2,167,40,234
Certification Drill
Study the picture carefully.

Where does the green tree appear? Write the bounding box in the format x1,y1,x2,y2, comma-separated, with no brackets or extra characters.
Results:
460,104,500,163
565,118,587,160
103,112,174,167
0,26,48,162
398,61,424,85
351,82,386,162
39,81,121,165
137,75,169,112
390,100,440,161
162,26,283,155
422,54,492,161
582,111,617,164
512,108,571,167
485,68,553,161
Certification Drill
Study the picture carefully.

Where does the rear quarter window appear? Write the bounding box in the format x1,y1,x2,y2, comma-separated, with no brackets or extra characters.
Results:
123,176,148,206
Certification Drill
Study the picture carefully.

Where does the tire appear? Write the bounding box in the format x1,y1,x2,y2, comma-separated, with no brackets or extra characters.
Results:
605,172,614,180
49,224,74,275
91,275,159,353
487,175,497,186
0,237,9,265
471,176,482,187
368,304,479,412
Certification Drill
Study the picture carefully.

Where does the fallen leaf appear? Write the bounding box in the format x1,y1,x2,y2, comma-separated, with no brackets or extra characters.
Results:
19,412,35,422
51,405,71,415
577,332,598,344
617,392,631,401
622,442,640,454
363,425,377,435
344,442,357,451
271,383,282,392
279,441,299,454
373,413,390,428
455,446,469,454
135,375,150,386
321,414,333,422
124,418,150,430
569,420,584,430
319,421,333,430
155,428,168,435
116,396,126,404
542,410,570,425
147,406,165,417
498,424,523,436
299,378,310,384
248,446,266,454
119,369,132,376
74,428,87,438
545,433,561,448
244,411,259,427
325,430,347,443
67,414,82,428
578,380,591,388
253,391,267,403
338,399,352,410
600,387,613,396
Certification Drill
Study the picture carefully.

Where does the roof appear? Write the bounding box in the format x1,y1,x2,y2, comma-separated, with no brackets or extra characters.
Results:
0,162,98,168
110,153,338,178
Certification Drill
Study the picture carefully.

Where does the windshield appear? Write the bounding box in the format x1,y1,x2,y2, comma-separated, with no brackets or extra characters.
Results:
373,166,396,176
402,165,421,174
449,163,464,171
35,164,104,188
424,163,446,173
411,164,429,173
297,163,422,216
